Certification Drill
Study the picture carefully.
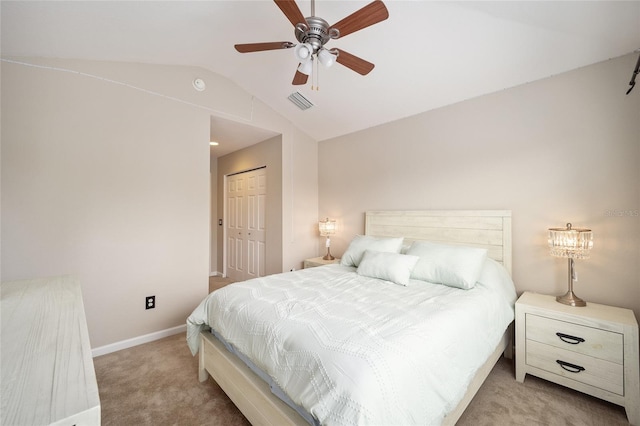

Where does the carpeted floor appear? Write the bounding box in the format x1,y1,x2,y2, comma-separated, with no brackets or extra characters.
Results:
93,332,630,426
94,333,249,426
208,275,235,293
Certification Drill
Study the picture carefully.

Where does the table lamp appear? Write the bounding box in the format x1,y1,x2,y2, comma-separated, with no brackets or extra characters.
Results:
548,223,593,307
319,218,336,260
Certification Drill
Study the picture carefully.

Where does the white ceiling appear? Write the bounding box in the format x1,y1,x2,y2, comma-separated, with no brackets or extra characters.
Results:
2,1,639,155
210,116,280,157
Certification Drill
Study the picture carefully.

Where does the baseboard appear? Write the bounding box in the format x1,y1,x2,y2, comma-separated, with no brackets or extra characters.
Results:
210,271,224,277
91,324,187,358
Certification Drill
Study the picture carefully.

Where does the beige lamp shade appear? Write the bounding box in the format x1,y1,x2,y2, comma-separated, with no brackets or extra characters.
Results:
319,218,336,237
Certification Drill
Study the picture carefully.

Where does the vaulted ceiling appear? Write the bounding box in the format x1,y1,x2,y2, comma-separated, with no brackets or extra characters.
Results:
2,1,639,153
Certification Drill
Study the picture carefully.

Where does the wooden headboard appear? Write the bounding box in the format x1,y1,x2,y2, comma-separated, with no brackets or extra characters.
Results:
365,210,512,276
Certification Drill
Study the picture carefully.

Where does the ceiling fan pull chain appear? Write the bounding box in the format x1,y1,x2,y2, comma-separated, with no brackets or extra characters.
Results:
311,57,319,91
311,58,315,90
314,59,318,91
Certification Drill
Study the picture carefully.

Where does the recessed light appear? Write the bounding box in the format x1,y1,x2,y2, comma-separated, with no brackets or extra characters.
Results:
210,141,219,146
193,78,206,92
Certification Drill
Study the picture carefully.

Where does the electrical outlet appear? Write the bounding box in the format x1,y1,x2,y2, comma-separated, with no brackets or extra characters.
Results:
146,295,155,310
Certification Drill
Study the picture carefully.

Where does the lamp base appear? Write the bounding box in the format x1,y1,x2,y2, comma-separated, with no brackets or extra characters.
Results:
322,248,335,261
556,291,586,307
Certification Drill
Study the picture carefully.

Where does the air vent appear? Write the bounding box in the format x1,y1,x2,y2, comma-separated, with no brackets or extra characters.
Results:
288,92,314,110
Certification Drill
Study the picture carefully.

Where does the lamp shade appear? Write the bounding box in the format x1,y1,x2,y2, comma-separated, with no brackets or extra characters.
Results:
319,218,336,236
297,59,313,76
548,223,593,259
317,48,337,67
294,43,314,61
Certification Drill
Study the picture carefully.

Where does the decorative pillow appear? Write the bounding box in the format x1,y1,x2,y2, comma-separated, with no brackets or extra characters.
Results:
340,235,404,267
406,241,488,289
356,250,419,286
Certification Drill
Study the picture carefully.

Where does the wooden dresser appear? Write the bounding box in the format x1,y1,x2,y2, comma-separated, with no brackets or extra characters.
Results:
1,276,101,425
515,292,639,425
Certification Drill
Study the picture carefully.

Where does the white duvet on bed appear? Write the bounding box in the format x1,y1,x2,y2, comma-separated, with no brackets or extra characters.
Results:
187,260,516,426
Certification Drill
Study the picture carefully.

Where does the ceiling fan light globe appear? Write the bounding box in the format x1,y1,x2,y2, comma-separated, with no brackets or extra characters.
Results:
294,43,313,61
297,59,313,76
318,48,337,67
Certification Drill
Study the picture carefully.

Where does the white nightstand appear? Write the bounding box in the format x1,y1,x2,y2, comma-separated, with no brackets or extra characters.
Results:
303,256,341,269
515,292,639,425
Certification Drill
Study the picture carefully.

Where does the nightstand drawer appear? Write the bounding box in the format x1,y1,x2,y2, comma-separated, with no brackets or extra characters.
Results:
526,314,623,364
526,340,624,395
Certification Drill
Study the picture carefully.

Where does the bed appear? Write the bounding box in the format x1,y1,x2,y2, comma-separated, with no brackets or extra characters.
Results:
187,210,515,425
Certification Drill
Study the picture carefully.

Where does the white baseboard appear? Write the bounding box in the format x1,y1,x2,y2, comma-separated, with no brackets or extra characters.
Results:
91,324,186,358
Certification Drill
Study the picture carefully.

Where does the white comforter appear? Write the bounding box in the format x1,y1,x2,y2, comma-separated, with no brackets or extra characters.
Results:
187,261,516,426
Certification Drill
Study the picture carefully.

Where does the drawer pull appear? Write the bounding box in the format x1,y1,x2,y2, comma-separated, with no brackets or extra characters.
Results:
556,360,585,373
556,332,585,345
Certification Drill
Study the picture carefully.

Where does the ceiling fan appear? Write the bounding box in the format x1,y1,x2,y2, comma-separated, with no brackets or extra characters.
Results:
234,0,389,85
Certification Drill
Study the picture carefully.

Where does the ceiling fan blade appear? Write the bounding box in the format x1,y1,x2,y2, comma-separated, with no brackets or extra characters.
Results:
292,69,308,85
329,0,389,39
274,0,308,28
235,42,295,53
334,49,375,75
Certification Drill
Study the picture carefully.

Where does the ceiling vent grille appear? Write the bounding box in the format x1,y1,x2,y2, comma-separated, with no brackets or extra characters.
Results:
288,92,314,110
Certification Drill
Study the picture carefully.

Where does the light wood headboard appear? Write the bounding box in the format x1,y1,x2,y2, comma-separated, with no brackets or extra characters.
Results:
365,210,512,276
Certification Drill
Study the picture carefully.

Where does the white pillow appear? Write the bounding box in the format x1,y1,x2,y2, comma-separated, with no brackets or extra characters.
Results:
477,258,517,306
407,241,488,289
340,235,404,267
357,250,419,286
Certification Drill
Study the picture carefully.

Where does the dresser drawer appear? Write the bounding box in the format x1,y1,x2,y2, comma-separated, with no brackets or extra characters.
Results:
526,340,624,395
526,314,623,364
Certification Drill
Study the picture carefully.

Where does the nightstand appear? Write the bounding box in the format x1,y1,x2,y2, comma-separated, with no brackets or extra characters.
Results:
303,256,341,269
515,292,639,425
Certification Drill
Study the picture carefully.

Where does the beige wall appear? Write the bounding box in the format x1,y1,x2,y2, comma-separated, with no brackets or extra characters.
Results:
284,125,320,270
1,59,209,348
1,58,319,348
210,152,218,275
319,53,640,319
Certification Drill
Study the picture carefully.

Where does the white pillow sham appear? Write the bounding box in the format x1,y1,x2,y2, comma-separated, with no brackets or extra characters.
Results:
407,241,488,289
356,250,419,286
340,235,404,267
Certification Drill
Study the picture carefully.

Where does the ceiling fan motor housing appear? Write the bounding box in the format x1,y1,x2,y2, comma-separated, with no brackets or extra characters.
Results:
295,16,338,54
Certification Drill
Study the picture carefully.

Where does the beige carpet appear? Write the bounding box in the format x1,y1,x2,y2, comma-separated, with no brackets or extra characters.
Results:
94,333,249,426
94,333,630,425
209,276,235,294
